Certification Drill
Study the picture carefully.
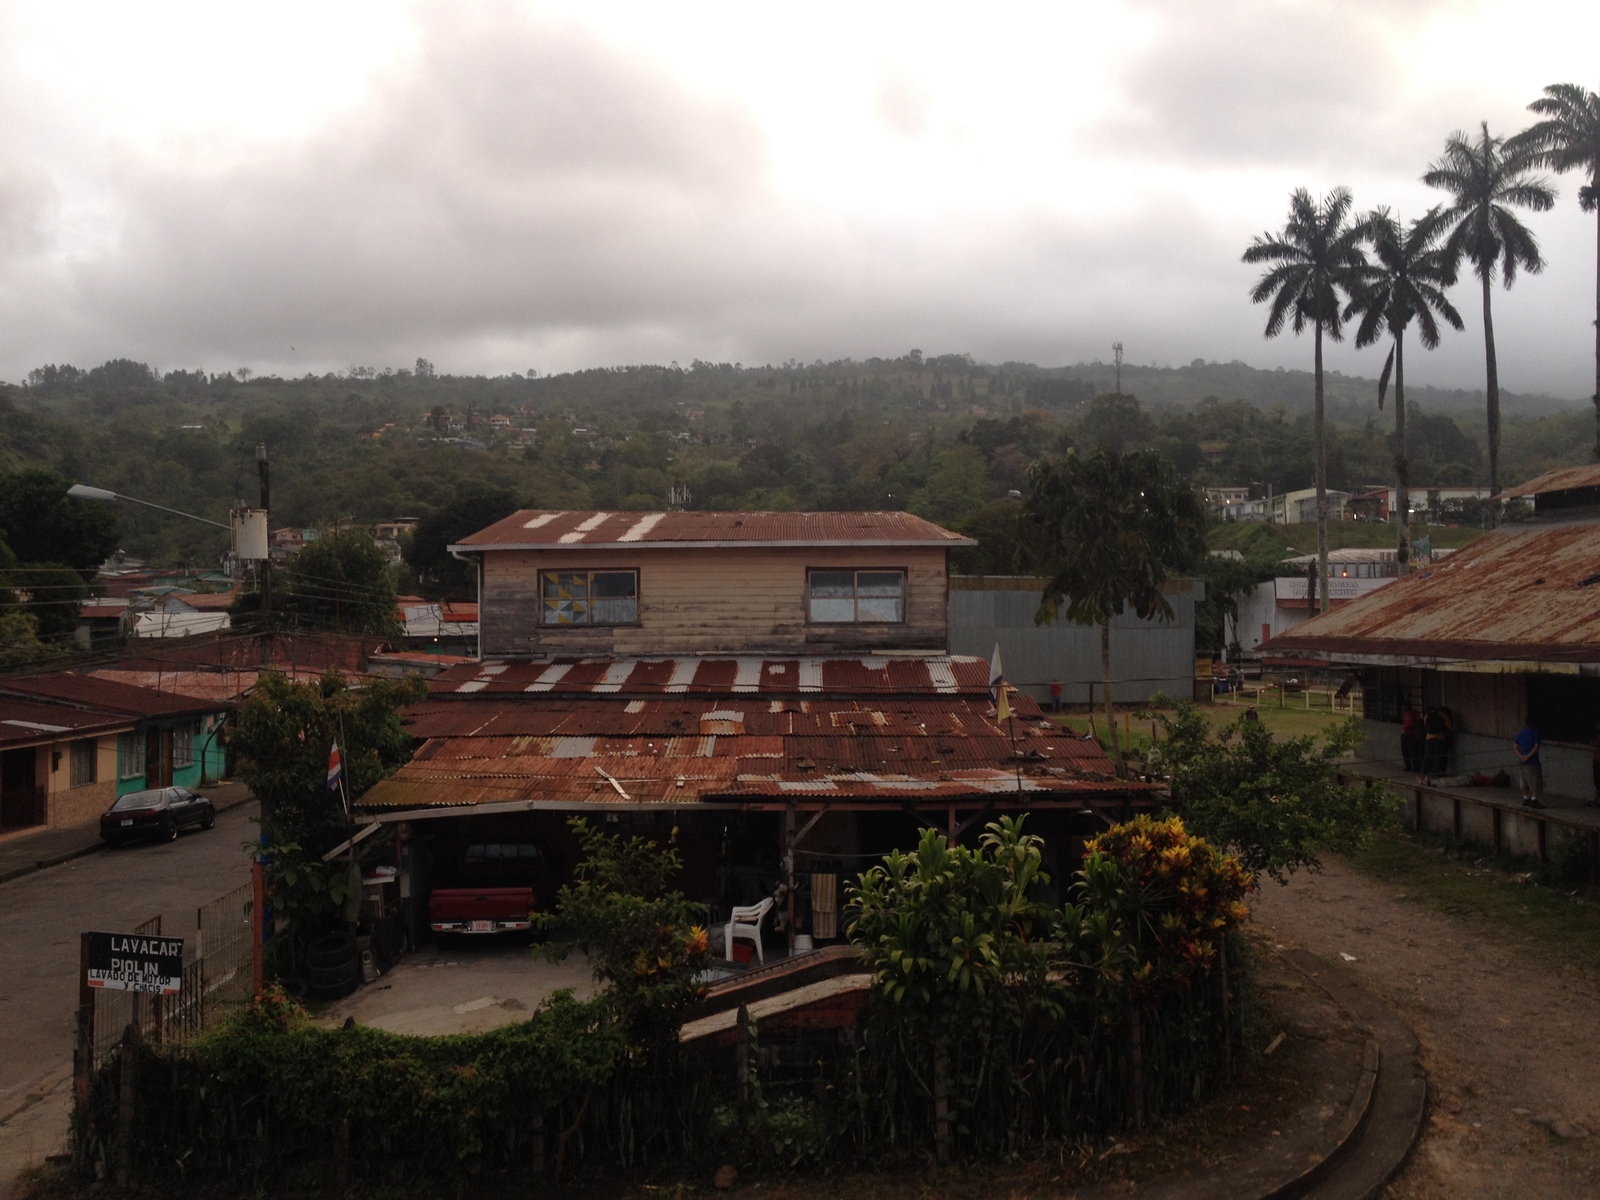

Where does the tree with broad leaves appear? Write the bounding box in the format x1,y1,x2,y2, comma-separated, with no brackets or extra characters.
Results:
1022,447,1204,777
1346,207,1464,574
1515,84,1600,459
1423,122,1554,500
1243,188,1369,611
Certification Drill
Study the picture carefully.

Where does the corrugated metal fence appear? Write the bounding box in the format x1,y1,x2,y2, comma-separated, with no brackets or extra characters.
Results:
949,576,1202,705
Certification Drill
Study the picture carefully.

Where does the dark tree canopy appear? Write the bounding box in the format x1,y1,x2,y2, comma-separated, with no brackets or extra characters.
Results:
0,469,120,576
277,531,400,636
405,486,519,598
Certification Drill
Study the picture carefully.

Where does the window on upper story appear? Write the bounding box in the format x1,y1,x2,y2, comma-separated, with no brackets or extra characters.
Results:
541,570,639,625
808,569,906,623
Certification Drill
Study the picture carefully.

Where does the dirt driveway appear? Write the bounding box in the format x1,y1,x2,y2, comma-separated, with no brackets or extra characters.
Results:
1251,856,1600,1198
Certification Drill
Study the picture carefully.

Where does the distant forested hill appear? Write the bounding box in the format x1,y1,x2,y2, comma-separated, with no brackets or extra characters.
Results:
0,352,1589,575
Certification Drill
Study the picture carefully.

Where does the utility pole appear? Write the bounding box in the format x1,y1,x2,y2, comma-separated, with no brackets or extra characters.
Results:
1113,342,1124,395
256,444,272,627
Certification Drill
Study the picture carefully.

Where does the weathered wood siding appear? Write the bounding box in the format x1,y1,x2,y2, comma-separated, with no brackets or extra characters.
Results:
480,546,950,656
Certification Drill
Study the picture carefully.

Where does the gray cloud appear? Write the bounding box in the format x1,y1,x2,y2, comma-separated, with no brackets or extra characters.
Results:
1090,0,1518,175
0,2,1593,402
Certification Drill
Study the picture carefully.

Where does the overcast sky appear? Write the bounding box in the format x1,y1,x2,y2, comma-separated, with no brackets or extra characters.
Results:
1,1,1596,397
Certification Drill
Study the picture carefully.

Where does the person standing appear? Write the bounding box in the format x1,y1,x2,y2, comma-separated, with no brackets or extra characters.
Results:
1400,707,1424,778
1514,723,1543,808
1423,707,1450,778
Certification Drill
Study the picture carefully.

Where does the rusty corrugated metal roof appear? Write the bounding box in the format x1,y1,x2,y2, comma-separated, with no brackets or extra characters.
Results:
0,698,134,749
1501,464,1600,499
452,510,974,550
430,655,989,697
0,672,228,717
359,658,1145,812
1266,519,1600,663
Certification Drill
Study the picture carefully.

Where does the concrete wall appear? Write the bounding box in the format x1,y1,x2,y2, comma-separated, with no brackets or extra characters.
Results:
44,735,119,828
949,577,1201,704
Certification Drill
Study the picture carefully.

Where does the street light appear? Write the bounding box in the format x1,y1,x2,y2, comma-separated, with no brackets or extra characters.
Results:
68,484,231,530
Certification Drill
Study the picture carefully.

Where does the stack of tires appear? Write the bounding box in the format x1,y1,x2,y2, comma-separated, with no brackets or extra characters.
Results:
305,933,360,998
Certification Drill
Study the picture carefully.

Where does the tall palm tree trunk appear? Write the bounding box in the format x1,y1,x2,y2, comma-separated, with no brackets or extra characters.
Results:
1593,195,1600,460
1394,333,1411,575
1101,617,1124,777
1314,323,1329,615
1481,270,1502,502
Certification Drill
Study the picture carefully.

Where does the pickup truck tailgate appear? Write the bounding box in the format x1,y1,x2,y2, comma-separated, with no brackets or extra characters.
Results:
428,887,535,934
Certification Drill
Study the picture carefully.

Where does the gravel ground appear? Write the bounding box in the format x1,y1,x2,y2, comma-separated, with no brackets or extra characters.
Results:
1251,855,1600,1198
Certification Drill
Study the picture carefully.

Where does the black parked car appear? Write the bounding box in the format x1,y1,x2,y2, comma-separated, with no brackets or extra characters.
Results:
99,787,216,845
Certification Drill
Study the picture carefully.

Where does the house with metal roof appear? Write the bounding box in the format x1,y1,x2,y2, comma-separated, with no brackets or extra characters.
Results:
0,674,230,800
0,697,135,833
360,510,1159,949
1264,466,1600,861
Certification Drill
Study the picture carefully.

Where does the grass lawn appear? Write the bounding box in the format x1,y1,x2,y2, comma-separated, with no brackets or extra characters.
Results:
1208,519,1488,560
1347,828,1600,982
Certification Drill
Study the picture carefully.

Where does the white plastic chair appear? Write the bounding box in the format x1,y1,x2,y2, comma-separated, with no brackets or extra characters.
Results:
725,898,774,964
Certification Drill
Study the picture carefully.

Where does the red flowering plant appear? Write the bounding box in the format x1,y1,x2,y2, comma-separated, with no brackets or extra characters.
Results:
1055,815,1252,1005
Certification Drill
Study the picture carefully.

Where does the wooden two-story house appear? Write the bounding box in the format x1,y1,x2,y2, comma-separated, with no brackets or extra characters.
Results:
455,509,966,657
359,510,1160,952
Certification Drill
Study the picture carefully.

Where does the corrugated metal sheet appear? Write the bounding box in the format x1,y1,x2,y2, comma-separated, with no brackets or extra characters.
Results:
454,509,974,549
430,655,990,697
1267,520,1600,663
0,698,134,748
360,660,1147,812
0,672,228,717
1501,465,1600,499
948,582,1200,705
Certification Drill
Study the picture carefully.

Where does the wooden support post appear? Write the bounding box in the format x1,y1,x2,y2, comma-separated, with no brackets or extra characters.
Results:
784,804,796,956
73,933,94,1139
736,1004,752,1105
1218,939,1232,1078
115,1024,139,1189
1129,1006,1145,1133
252,858,265,999
333,1117,350,1194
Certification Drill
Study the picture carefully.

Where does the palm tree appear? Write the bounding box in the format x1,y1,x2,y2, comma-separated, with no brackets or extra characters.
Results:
1243,187,1368,613
1422,123,1554,499
1347,208,1463,574
1516,84,1600,458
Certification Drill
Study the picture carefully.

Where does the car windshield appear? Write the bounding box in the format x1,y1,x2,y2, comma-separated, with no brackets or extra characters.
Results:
110,790,165,812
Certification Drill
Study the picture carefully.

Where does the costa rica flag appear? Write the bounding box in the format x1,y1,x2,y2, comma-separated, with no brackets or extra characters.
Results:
327,742,343,794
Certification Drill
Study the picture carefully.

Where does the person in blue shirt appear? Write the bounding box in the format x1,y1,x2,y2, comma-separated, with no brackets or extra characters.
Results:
1514,725,1542,808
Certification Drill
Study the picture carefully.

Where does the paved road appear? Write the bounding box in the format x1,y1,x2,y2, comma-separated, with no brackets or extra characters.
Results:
0,800,257,1192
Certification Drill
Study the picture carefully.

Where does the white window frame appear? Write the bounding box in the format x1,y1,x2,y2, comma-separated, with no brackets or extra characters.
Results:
118,732,145,781
806,568,907,624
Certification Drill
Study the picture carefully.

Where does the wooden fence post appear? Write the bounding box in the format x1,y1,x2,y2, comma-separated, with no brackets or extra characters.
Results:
252,859,265,999
115,1023,140,1188
1129,1006,1145,1133
735,1004,752,1105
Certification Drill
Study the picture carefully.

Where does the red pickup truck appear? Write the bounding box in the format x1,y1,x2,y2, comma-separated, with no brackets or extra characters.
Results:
428,841,550,939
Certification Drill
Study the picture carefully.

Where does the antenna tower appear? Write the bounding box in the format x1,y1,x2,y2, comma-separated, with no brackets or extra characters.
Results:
1113,342,1124,395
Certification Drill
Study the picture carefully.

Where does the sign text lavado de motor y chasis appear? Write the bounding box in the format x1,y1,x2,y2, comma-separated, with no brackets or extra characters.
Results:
84,931,184,995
